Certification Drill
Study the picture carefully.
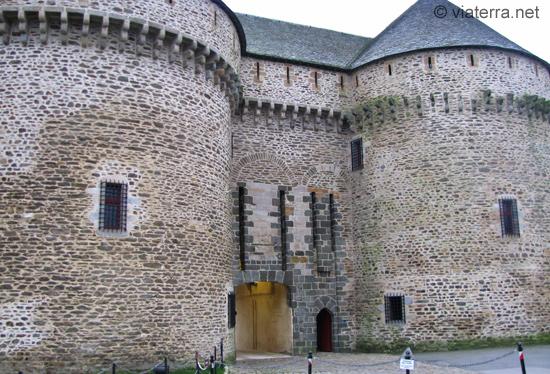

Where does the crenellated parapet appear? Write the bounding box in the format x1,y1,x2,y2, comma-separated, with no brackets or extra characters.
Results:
0,5,243,110
351,90,550,131
238,97,349,133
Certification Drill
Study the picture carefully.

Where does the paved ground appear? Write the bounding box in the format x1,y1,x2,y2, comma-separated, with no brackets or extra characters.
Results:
227,345,548,374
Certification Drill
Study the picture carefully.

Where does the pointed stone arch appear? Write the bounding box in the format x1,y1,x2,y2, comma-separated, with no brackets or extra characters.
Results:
233,152,299,186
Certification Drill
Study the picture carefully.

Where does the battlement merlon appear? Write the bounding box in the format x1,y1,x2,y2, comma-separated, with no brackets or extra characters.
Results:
349,91,550,131
239,97,350,133
0,6,243,112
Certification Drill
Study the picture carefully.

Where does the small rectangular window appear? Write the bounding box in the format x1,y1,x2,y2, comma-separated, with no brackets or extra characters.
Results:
385,294,406,325
470,54,475,66
287,67,290,83
428,56,433,69
351,137,363,171
499,197,520,237
388,64,392,76
99,181,128,232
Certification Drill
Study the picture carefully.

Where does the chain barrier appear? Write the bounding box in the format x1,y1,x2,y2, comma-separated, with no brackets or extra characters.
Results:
314,357,399,368
415,348,517,368
219,357,306,370
167,356,196,369
80,345,522,374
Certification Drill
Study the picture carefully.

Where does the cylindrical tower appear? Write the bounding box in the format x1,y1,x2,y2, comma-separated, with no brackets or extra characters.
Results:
0,0,242,372
351,45,550,349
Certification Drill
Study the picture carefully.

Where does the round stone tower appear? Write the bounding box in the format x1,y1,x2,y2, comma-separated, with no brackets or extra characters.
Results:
0,0,242,372
350,0,550,351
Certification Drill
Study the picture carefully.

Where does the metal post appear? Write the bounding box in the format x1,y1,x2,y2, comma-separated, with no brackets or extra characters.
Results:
112,363,116,374
518,342,527,374
210,355,214,374
308,351,313,374
214,346,217,374
164,357,169,374
405,349,411,374
220,338,224,367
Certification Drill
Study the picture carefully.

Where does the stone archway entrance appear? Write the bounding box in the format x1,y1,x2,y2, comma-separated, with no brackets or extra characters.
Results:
317,308,333,352
235,282,292,354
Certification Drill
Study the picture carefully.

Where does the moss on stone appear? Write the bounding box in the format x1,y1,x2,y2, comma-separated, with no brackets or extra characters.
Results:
357,332,550,354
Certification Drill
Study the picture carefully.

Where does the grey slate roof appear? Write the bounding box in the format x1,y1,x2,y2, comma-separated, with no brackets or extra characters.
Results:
349,0,533,69
234,0,545,71
235,13,370,69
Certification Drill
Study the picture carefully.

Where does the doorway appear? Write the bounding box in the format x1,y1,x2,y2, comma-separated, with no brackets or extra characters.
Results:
317,308,333,352
235,282,292,354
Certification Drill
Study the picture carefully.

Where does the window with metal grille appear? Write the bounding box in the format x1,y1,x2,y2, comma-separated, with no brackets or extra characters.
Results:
499,197,520,237
385,294,406,325
99,181,128,232
351,137,363,171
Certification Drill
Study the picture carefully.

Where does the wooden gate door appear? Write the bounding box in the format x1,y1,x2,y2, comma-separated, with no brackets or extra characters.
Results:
316,309,333,352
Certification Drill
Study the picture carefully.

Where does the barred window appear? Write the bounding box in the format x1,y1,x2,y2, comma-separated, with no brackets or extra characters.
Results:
351,137,363,171
385,294,406,325
99,181,128,232
499,197,520,237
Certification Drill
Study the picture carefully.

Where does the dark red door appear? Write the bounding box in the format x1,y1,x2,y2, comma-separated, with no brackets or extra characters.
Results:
317,309,333,352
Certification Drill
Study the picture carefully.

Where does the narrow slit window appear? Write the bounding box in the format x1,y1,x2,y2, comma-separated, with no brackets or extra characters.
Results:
279,190,287,270
351,137,363,171
355,75,359,87
256,62,260,79
385,294,406,325
314,72,319,87
286,67,290,83
470,54,475,66
238,186,246,270
508,57,513,68
329,194,335,252
499,197,520,237
99,181,128,232
340,76,344,90
214,11,218,25
228,292,236,328
388,64,392,76
310,192,318,251
535,65,539,77
428,56,433,69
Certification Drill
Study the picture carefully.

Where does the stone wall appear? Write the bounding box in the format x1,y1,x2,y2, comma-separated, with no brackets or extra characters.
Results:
240,57,352,109
351,47,550,101
350,49,550,349
0,1,239,372
1,0,242,69
231,102,357,353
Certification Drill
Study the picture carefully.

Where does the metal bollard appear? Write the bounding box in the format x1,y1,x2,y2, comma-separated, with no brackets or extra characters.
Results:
214,346,217,374
112,363,116,374
518,342,527,374
220,338,224,368
308,351,313,374
210,355,214,374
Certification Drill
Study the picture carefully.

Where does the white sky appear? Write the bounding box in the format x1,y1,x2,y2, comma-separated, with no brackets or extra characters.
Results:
222,0,549,64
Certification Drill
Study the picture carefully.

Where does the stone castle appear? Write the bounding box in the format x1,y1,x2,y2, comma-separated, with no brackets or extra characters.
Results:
1,0,549,372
